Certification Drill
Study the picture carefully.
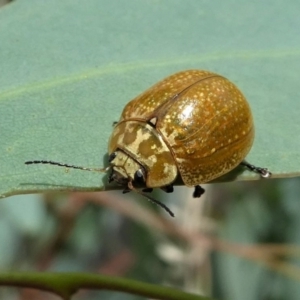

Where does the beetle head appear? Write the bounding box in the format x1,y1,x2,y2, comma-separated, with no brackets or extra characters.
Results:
108,150,147,189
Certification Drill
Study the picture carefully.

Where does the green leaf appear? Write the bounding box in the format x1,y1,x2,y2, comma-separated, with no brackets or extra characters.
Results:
1,0,299,198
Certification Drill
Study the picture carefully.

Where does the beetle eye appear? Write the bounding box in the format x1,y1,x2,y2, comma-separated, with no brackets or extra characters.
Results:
108,152,117,162
134,169,145,185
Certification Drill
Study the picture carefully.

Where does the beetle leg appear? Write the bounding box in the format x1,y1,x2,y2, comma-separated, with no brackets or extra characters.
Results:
161,184,174,194
108,152,117,163
108,170,114,183
142,188,153,193
240,161,272,178
193,185,205,198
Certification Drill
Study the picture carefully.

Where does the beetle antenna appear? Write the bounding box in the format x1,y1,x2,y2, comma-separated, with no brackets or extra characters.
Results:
25,160,108,172
128,181,174,217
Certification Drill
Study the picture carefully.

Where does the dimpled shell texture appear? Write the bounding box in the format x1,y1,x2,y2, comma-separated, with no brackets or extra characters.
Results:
114,70,254,186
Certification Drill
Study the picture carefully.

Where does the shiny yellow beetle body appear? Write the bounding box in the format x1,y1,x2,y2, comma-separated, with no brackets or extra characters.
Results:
108,70,265,197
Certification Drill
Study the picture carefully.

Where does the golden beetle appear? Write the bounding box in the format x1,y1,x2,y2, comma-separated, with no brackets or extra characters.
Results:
26,70,271,216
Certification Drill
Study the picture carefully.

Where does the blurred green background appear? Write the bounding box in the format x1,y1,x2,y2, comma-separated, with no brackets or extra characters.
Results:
0,1,300,299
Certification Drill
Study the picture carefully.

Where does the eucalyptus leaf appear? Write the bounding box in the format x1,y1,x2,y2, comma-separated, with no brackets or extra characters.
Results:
1,0,299,198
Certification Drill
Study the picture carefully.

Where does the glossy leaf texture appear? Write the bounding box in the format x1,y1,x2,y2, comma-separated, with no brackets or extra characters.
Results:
0,0,299,198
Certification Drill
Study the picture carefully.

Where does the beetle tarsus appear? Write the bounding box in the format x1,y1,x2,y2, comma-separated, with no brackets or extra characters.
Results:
161,184,174,194
240,161,272,178
193,185,205,198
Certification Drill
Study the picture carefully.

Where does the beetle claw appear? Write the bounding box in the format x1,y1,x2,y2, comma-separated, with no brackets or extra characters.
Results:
161,185,174,194
193,185,205,198
240,161,272,178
